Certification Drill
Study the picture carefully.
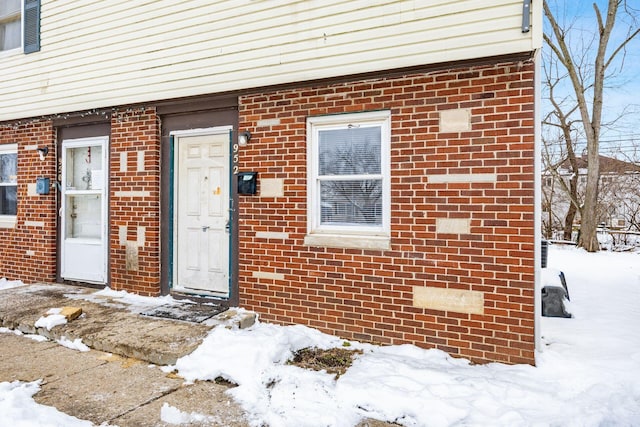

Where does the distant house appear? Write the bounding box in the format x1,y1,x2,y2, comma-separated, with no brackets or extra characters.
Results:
543,155,640,239
0,1,542,365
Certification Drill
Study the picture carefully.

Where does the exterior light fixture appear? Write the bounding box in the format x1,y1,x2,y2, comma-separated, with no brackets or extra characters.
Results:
238,131,251,147
36,146,49,160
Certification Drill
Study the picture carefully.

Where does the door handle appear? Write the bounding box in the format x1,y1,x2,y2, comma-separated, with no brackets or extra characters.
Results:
202,226,210,232
225,220,230,233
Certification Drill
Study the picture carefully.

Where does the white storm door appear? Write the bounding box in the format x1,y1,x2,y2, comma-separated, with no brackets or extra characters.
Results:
175,130,230,295
60,137,108,283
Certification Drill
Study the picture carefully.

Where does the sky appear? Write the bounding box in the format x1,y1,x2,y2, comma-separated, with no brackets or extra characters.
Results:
542,0,640,158
1,244,640,426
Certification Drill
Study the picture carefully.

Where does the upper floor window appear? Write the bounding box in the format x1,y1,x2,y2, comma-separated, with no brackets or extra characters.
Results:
0,0,40,54
305,110,391,250
0,0,21,51
0,143,17,227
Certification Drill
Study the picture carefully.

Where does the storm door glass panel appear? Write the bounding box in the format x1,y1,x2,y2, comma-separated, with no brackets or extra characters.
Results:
0,151,17,215
317,126,382,226
64,194,102,239
65,145,104,190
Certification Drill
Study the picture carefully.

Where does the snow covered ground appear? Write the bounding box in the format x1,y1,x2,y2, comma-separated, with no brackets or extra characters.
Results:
1,245,639,426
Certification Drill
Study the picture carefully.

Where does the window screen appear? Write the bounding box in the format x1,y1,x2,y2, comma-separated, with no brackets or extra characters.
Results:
317,126,382,226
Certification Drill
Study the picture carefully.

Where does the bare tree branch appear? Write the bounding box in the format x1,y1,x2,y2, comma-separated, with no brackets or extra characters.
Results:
542,0,640,250
604,27,640,70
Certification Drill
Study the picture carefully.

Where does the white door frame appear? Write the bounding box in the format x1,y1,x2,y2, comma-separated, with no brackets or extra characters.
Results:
60,136,109,283
171,126,232,296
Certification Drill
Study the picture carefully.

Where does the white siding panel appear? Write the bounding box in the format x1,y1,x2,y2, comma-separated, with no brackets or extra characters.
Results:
1,0,541,121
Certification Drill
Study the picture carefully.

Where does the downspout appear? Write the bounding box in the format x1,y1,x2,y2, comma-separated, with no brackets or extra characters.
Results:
534,47,543,358
531,0,544,360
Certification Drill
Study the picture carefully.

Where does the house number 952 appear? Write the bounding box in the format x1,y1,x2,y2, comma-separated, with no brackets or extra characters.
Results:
232,142,239,174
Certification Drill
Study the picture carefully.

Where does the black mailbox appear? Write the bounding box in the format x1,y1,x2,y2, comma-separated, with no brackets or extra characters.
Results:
237,172,258,195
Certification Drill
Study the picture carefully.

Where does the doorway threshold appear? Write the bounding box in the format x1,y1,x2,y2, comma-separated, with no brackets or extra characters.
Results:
141,300,227,323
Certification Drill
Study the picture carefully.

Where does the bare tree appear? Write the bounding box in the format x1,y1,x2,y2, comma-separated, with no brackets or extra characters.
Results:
541,95,581,241
541,169,568,240
543,0,640,251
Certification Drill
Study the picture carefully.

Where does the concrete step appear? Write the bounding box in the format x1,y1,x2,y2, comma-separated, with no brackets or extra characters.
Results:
0,283,256,366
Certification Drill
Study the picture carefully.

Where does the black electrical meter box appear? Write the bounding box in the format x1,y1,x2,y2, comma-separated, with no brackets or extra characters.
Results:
237,172,258,195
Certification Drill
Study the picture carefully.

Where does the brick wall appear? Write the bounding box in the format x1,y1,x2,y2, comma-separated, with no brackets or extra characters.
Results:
0,108,162,295
0,59,535,364
0,120,57,282
238,59,536,364
109,108,162,295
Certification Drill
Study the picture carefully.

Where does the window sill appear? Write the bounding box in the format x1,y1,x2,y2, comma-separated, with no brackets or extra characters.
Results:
0,217,17,229
304,233,390,250
0,47,21,59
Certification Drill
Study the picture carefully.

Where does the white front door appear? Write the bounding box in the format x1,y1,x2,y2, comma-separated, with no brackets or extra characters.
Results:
60,137,108,283
174,128,231,295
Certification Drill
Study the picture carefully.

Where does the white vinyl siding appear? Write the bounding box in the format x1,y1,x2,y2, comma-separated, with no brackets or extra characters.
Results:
1,0,542,121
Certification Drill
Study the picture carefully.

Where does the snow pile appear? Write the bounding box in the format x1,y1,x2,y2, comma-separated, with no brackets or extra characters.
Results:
57,336,90,352
35,314,67,330
202,306,254,327
28,334,49,343
168,246,640,426
160,402,219,424
34,308,67,331
68,286,181,314
0,381,93,427
0,277,25,290
1,246,639,426
0,327,48,342
170,323,359,426
540,267,566,288
0,328,49,342
1,327,25,336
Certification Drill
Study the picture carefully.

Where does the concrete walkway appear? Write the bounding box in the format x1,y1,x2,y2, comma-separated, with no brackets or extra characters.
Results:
0,283,254,365
0,283,253,426
0,332,249,426
0,283,394,427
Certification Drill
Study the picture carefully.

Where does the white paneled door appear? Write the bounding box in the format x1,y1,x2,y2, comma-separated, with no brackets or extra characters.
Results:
60,137,108,283
174,128,231,295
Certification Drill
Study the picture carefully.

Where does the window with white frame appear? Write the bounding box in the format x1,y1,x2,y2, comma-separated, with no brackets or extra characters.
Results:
0,143,18,225
305,110,391,249
0,0,21,51
0,0,40,54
